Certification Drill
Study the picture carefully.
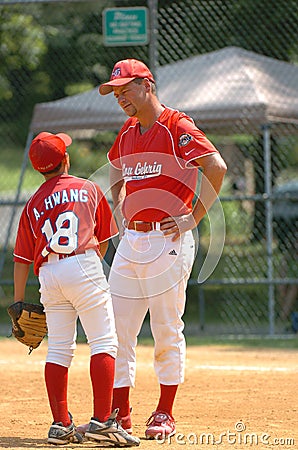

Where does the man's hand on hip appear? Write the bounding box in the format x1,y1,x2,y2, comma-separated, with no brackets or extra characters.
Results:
160,213,197,241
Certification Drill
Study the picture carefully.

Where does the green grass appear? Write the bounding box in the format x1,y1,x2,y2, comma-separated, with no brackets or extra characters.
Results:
46,335,298,349
184,335,298,348
137,335,298,348
0,136,112,194
2,334,298,349
0,143,41,192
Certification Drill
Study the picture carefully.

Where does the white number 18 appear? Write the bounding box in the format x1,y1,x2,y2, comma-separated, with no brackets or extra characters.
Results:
41,211,79,255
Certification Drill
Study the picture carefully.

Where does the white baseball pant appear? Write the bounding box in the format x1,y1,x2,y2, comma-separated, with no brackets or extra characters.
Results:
108,229,195,387
39,249,118,368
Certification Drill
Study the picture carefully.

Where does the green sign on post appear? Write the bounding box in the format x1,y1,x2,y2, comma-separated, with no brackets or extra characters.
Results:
103,7,148,46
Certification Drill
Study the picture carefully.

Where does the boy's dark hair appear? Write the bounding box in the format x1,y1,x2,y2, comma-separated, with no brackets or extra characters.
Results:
41,161,63,175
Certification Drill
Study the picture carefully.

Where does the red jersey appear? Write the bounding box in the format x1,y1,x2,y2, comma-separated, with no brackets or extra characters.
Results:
108,107,218,222
14,174,118,275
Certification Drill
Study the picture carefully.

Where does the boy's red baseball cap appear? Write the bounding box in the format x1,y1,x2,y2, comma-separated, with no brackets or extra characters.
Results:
99,59,155,95
29,132,72,173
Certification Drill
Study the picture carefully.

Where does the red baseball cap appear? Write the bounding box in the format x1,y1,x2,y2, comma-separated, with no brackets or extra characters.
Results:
99,59,155,95
29,132,72,173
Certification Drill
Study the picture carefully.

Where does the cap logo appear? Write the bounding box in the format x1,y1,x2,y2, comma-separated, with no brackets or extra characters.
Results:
111,68,121,79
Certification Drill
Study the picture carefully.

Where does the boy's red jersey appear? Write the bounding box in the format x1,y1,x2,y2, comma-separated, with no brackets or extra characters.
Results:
14,174,118,275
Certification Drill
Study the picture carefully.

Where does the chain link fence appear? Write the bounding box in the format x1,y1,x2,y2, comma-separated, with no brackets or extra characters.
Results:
0,0,297,336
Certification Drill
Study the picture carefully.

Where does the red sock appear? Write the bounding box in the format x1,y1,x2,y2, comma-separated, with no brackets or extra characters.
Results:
45,362,70,426
90,353,115,422
156,384,178,417
112,387,130,417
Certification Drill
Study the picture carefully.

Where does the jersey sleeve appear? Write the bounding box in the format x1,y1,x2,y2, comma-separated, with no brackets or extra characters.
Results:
176,116,218,167
94,185,118,243
13,205,35,265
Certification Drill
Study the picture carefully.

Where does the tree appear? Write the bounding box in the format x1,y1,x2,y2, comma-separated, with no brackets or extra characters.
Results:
0,6,46,106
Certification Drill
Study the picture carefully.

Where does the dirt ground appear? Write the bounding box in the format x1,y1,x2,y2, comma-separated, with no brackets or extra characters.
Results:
0,339,297,450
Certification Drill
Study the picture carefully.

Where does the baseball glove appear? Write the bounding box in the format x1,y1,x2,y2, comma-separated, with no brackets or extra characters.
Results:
7,301,47,354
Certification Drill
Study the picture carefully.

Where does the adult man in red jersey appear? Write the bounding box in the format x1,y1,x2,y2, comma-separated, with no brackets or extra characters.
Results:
80,58,227,440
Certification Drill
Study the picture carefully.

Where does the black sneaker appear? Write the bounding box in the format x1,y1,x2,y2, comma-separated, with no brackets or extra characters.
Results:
48,414,83,445
85,409,140,447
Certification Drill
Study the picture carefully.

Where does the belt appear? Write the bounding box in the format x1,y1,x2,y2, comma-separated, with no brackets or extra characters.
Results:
58,253,77,260
45,249,93,264
127,221,160,232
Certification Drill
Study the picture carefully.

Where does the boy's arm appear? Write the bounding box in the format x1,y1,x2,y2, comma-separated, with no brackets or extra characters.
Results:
14,262,30,301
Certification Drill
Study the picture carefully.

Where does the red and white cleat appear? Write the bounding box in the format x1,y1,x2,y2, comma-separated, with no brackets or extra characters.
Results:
145,411,176,440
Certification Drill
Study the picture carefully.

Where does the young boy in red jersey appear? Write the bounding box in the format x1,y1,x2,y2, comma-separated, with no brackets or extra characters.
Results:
13,132,140,447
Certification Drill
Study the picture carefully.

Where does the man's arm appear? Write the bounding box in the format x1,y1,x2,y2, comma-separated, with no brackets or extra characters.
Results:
14,262,30,301
110,165,126,236
161,152,227,241
192,152,227,225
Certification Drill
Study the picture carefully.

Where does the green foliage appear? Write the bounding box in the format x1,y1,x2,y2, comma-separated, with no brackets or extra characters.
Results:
0,6,47,102
223,202,252,239
158,0,298,64
66,131,116,178
0,0,297,147
64,82,94,97
68,140,108,178
231,0,298,61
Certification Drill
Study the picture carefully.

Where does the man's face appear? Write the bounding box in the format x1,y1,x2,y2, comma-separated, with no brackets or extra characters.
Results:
113,80,146,117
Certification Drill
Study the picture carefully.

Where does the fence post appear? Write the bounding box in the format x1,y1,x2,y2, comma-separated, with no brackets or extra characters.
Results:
0,131,33,283
263,124,275,335
148,0,158,81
